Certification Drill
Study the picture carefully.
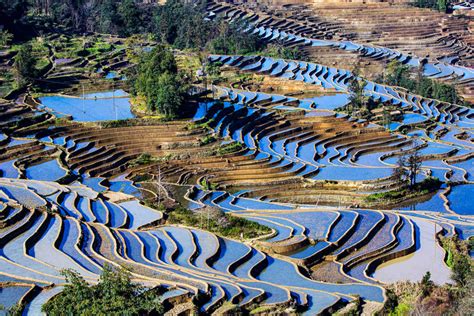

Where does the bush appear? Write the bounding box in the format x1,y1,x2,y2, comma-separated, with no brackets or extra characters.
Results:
42,266,163,315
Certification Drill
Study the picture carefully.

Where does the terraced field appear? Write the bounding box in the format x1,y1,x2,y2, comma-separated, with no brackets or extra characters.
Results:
205,0,474,101
0,3,473,315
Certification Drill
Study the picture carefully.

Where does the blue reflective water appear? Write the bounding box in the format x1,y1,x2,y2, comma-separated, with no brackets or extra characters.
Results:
447,184,474,215
0,160,19,178
39,93,134,122
25,159,67,182
398,190,447,212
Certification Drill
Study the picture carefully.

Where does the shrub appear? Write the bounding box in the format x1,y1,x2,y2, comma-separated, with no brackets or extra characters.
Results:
42,266,163,315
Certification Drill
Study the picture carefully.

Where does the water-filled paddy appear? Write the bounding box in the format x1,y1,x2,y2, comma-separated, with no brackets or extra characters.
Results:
39,91,134,122
313,166,392,181
373,218,451,284
25,159,67,182
447,184,474,215
398,190,447,212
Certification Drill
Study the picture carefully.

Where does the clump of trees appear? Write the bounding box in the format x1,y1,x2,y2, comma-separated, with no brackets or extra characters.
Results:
0,0,29,35
382,60,462,105
392,149,423,188
413,0,450,12
7,0,273,56
131,45,188,118
154,1,262,55
348,71,369,115
345,66,383,118
42,266,163,315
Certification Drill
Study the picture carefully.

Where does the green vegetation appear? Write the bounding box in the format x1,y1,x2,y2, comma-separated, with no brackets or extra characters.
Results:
200,135,217,146
0,302,23,316
127,153,166,168
13,43,38,88
186,118,216,131
0,29,13,46
207,20,263,55
413,0,450,12
381,60,462,105
167,206,272,240
440,237,473,287
346,66,372,118
200,178,218,191
365,177,442,203
262,43,308,61
391,147,424,188
4,0,280,58
131,45,188,118
0,0,29,39
42,266,163,315
383,237,472,315
215,141,244,156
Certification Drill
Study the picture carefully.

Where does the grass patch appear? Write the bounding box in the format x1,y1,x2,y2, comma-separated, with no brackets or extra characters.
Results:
167,206,271,240
365,177,442,203
200,135,216,146
176,53,201,75
127,153,171,168
215,141,244,156
186,118,215,131
250,306,275,315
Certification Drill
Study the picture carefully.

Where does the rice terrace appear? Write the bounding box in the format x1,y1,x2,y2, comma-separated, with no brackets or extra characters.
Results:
0,0,473,315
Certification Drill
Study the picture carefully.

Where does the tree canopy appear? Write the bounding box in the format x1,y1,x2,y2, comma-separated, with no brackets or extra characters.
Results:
133,45,187,117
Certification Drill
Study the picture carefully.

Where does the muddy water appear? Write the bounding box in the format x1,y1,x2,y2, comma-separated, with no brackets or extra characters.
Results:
372,217,451,285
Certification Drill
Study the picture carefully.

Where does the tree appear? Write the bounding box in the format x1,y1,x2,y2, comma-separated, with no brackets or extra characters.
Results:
118,0,142,37
437,0,448,12
420,271,434,297
348,66,369,115
406,149,422,188
13,43,37,88
0,0,29,31
392,156,408,187
383,60,462,105
452,254,472,287
155,73,186,117
382,106,392,128
0,30,13,47
42,266,163,315
133,45,186,117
